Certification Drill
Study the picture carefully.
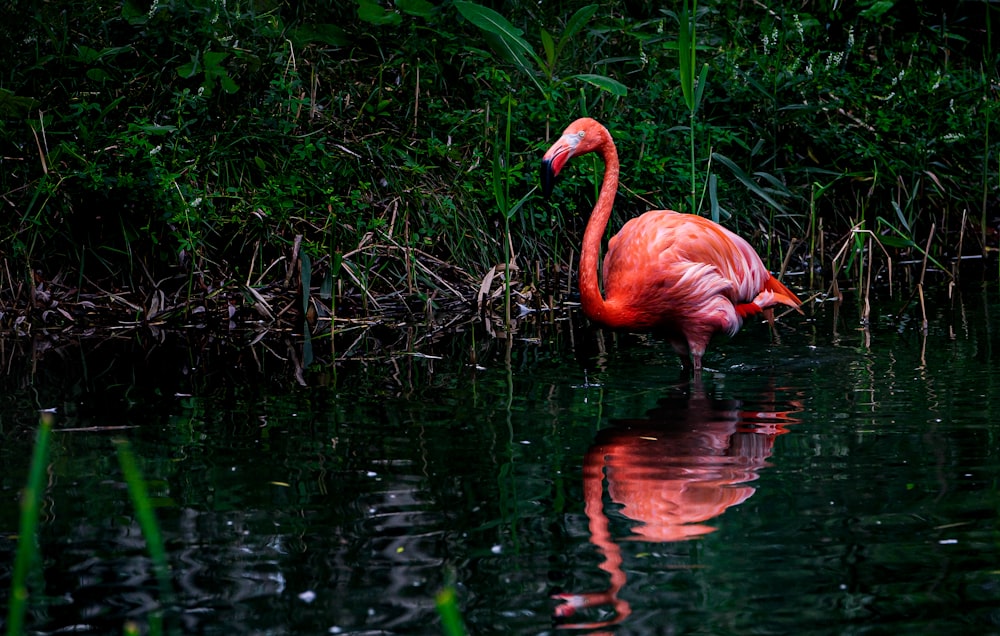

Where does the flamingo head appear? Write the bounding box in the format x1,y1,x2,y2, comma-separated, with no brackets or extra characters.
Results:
541,117,607,197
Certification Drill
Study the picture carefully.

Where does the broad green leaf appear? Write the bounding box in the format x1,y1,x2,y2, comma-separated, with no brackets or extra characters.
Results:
0,89,39,118
540,28,555,71
290,23,350,46
455,1,543,71
75,45,101,64
859,0,896,20
556,4,599,62
357,0,401,26
562,4,599,41
396,0,435,18
220,74,239,94
568,73,627,96
86,68,110,83
177,54,198,79
204,50,229,69
481,31,538,81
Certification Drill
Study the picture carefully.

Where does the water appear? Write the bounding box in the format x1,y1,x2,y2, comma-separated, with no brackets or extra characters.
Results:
2,285,1000,635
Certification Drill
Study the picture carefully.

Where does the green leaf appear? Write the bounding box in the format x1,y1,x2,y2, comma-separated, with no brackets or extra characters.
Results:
890,200,911,232
203,50,229,70
0,89,39,118
859,0,896,20
396,0,435,18
121,0,147,24
561,4,599,41
874,234,916,248
692,62,709,115
556,4,598,62
481,31,538,81
177,57,198,79
357,0,401,26
136,123,177,135
290,23,350,46
677,1,694,111
712,153,788,213
568,73,627,96
86,68,110,83
220,74,239,94
708,173,720,223
455,1,543,73
540,28,555,71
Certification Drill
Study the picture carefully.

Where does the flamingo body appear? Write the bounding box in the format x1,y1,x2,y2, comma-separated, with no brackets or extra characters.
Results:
541,118,801,374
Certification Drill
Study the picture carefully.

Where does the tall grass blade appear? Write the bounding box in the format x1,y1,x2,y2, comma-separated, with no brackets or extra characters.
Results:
540,28,555,71
6,413,53,636
692,62,709,115
708,173,720,223
435,586,467,636
712,152,789,214
114,439,172,601
677,2,694,112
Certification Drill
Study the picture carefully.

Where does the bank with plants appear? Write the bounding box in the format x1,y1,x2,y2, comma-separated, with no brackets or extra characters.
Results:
1,0,995,343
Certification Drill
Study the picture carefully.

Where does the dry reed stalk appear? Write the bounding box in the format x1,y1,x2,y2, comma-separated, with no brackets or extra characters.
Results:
917,223,936,333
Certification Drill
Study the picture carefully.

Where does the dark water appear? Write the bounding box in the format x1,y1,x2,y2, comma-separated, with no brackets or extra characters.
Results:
3,284,1000,635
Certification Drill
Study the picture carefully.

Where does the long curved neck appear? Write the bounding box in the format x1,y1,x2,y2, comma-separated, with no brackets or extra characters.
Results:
579,141,618,324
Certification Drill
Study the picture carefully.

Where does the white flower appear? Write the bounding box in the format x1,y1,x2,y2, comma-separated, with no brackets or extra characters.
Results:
149,145,162,156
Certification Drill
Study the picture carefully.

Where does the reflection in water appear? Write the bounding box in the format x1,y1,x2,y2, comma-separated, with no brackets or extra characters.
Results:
555,384,802,630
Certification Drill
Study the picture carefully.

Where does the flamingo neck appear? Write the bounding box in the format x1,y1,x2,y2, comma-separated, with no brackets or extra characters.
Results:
579,141,618,324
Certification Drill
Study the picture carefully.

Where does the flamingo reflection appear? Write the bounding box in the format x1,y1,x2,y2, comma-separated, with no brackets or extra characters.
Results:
554,385,802,630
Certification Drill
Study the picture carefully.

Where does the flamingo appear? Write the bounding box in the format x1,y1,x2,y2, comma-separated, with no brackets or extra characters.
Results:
541,117,802,376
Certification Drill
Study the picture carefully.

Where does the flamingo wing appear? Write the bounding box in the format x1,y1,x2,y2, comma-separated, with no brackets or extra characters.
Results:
600,210,796,361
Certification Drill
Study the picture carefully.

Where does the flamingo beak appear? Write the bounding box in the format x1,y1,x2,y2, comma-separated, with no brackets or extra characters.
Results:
540,157,557,198
541,137,573,198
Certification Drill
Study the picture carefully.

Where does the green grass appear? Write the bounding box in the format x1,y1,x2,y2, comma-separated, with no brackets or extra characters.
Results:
6,414,53,636
0,1,996,340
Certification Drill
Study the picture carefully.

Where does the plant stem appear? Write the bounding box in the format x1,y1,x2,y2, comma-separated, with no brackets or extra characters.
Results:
6,413,53,636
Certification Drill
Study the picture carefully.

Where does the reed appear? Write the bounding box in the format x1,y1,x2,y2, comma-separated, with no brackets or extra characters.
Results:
6,413,53,636
114,439,173,603
435,586,467,636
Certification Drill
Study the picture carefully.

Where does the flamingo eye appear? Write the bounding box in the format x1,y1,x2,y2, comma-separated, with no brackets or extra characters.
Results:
577,131,585,139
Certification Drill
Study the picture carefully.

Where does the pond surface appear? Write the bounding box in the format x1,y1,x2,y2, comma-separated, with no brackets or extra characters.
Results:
2,284,1000,635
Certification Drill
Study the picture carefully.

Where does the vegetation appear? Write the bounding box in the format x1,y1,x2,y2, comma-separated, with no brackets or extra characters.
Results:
1,0,996,343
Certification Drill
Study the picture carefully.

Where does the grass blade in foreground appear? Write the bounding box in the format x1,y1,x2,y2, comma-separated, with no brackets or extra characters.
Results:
435,586,467,636
114,439,173,601
6,413,53,636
